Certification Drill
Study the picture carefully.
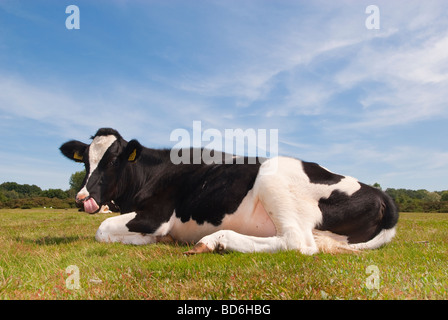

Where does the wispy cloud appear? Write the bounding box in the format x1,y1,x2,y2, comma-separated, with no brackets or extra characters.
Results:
172,1,448,132
331,31,448,127
0,74,205,142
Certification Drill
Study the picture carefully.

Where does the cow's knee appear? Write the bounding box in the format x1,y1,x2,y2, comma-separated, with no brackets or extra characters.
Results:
95,218,123,243
95,217,113,242
282,229,319,255
185,230,227,254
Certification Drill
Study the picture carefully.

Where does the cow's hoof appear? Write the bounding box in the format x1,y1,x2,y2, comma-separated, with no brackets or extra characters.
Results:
183,242,212,255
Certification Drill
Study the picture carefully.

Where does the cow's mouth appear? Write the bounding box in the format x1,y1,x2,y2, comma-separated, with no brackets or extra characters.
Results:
83,197,100,214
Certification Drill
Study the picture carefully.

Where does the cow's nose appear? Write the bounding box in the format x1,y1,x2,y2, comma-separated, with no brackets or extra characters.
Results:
76,193,89,203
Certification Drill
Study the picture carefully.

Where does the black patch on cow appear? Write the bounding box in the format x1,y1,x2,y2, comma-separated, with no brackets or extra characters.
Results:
302,161,344,185
174,161,261,226
126,184,178,234
317,183,398,243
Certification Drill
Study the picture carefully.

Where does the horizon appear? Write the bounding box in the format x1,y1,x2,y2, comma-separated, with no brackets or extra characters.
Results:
1,168,447,193
1,1,447,191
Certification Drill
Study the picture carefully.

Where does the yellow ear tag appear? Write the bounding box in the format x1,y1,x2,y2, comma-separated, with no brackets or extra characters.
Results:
73,151,83,161
128,149,137,161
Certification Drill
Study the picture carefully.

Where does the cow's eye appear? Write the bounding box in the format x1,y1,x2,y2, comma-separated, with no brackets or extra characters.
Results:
109,159,118,167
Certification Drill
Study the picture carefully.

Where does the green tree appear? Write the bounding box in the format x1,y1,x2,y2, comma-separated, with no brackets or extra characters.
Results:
372,182,382,190
69,170,86,193
3,189,20,199
41,189,68,199
441,191,448,201
0,182,42,197
424,191,441,202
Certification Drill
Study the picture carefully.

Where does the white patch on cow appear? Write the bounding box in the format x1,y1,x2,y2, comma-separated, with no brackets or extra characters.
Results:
221,191,276,237
77,135,117,199
95,212,157,245
167,189,276,244
169,216,218,243
311,164,361,198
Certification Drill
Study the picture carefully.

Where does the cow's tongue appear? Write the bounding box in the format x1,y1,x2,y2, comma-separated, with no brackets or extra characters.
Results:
84,198,99,213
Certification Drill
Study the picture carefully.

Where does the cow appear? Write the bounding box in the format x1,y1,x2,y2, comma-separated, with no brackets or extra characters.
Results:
60,128,398,254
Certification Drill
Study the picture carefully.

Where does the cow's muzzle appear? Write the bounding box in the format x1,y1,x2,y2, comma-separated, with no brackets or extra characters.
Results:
76,194,100,214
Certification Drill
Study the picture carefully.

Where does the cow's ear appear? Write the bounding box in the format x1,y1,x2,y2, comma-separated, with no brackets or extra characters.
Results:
60,140,88,163
124,139,142,163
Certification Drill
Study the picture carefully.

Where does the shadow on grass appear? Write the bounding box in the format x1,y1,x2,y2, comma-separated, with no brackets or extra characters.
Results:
15,235,91,245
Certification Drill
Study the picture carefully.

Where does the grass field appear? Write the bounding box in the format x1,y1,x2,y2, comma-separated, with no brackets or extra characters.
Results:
0,209,447,300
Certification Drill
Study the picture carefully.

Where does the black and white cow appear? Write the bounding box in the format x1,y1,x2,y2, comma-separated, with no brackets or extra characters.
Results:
60,128,398,254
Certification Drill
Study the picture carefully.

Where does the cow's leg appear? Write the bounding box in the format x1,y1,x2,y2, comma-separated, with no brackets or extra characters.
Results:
250,157,322,254
185,230,287,254
184,228,357,254
95,212,157,245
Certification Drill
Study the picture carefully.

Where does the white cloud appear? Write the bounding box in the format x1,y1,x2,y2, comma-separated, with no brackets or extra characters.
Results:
168,1,444,122
0,74,212,143
167,2,369,108
331,33,448,129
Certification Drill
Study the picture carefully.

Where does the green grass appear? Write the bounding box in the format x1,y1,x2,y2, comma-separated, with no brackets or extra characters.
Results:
0,209,447,299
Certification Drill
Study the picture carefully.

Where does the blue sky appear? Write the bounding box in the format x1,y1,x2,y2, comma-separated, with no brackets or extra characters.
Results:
0,0,447,191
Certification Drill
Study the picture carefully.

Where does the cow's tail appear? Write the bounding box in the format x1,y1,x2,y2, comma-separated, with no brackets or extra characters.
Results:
312,230,359,254
313,192,399,253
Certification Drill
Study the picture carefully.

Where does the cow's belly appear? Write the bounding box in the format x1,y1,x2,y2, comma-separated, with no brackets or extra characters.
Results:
168,190,277,243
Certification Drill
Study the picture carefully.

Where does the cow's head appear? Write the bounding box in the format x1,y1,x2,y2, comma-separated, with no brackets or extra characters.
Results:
60,128,142,213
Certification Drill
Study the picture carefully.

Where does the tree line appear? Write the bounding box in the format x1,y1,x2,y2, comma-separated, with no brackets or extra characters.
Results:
0,170,85,209
382,186,448,213
0,173,447,212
